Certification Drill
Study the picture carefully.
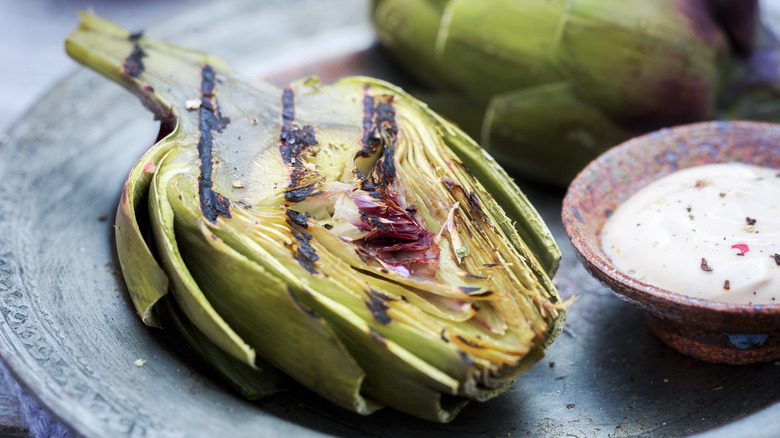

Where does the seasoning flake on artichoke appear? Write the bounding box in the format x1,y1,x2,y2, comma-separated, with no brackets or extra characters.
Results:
65,13,565,422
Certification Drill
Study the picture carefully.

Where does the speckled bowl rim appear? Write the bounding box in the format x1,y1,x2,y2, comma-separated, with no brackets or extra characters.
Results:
562,120,780,331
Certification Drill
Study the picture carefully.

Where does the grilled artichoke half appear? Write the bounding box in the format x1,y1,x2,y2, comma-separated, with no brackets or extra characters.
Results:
66,13,565,421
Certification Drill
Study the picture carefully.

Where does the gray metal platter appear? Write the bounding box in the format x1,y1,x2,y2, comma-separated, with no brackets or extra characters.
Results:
0,0,777,436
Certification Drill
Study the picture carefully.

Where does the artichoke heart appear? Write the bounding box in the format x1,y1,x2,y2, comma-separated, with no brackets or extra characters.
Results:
66,13,564,422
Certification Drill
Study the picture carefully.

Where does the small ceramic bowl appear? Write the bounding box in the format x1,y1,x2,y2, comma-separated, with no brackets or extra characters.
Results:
562,121,780,365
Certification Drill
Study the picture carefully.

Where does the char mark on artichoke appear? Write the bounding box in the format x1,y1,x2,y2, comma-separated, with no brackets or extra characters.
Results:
280,88,322,203
289,224,319,274
122,38,146,78
197,64,232,223
285,208,311,228
363,289,393,325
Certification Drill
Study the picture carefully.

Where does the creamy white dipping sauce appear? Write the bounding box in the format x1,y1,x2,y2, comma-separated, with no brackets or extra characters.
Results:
602,162,780,304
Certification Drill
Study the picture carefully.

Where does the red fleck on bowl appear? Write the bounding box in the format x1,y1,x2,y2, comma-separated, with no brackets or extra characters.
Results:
562,121,780,365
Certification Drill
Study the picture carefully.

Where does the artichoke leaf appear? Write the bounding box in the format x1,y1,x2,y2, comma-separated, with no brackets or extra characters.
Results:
149,147,260,368
115,138,179,327
438,0,568,99
482,82,638,186
371,0,755,185
66,13,565,421
162,297,290,400
552,0,728,129
155,146,376,413
371,0,455,89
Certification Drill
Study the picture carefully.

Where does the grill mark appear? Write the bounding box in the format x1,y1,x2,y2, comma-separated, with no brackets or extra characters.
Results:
456,336,485,349
442,176,458,190
355,249,367,264
286,219,307,236
360,179,380,192
364,290,392,325
286,209,310,229
281,87,295,130
197,65,231,223
467,191,489,224
367,288,396,302
279,88,321,202
122,42,147,78
355,86,382,161
356,87,398,188
459,286,493,297
357,248,383,265
375,99,398,185
356,88,435,255
284,183,322,203
467,290,493,298
291,228,318,274
458,160,477,181
280,124,316,165
360,210,388,233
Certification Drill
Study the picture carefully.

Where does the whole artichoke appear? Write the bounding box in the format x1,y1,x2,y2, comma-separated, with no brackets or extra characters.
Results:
371,0,761,185
66,14,565,421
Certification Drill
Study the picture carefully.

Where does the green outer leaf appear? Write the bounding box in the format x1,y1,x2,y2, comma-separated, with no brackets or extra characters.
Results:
160,150,377,414
470,345,544,402
482,82,637,187
295,288,468,422
438,0,567,99
196,202,476,420
370,0,454,89
114,139,179,327
148,148,259,368
163,297,290,400
552,0,726,126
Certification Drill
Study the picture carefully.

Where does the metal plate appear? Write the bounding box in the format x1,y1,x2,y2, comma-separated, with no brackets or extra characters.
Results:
0,0,777,436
